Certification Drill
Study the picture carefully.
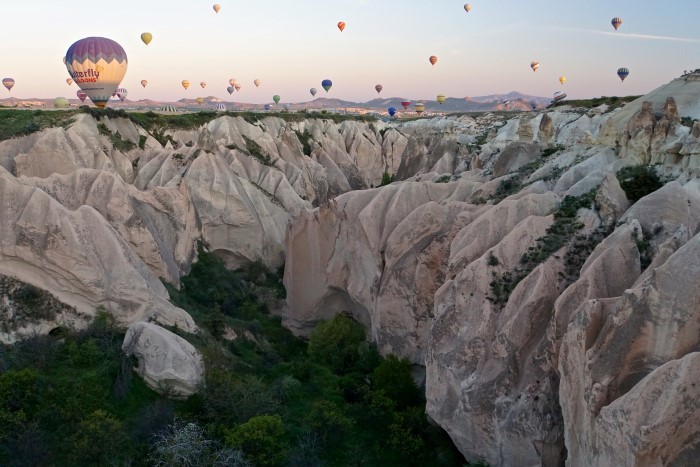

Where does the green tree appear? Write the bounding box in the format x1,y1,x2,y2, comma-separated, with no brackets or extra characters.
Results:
69,410,129,466
372,355,422,409
308,314,366,374
225,415,287,466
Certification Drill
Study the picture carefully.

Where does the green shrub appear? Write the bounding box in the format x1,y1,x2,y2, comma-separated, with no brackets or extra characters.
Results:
372,355,422,409
308,315,366,374
225,415,287,466
616,165,663,202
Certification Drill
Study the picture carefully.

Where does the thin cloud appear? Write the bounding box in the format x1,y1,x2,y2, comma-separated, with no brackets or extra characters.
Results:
554,27,700,43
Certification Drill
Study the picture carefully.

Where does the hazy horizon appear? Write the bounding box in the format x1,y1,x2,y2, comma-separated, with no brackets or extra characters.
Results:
1,0,696,104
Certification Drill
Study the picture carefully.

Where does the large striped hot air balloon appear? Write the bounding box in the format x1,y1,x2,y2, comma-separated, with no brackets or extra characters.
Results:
429,55,438,66
617,67,630,82
77,90,87,103
321,79,333,92
530,61,540,72
2,78,15,91
65,37,128,108
611,17,622,31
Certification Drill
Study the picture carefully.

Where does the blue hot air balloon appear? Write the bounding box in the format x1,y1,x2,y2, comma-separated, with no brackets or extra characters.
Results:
321,79,333,92
264,104,272,111
388,107,397,117
617,67,630,82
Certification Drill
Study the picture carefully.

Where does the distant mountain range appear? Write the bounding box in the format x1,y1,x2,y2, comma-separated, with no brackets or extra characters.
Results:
0,91,552,113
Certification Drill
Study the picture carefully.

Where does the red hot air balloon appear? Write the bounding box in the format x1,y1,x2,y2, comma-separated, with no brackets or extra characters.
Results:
337,21,346,32
401,101,411,110
429,56,438,66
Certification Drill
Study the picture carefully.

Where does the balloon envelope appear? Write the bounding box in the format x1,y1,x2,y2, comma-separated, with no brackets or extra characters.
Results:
273,95,280,104
115,88,127,101
140,33,152,46
401,101,411,110
196,97,204,104
182,80,190,89
559,76,567,85
388,107,396,117
2,78,15,91
375,84,383,94
213,4,220,13
65,37,128,108
530,61,540,72
321,79,333,92
141,80,148,88
54,97,70,108
464,4,471,12
264,104,272,111
414,103,425,114
234,84,241,91
617,67,629,81
200,81,207,89
552,91,567,102
254,79,261,87
611,17,622,30
310,88,318,97
429,56,438,66
66,78,74,85
77,90,87,102
437,95,446,104
337,21,345,32
227,86,234,94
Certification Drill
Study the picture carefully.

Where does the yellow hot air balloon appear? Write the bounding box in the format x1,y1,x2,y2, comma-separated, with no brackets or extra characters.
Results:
141,33,152,46
200,81,207,89
464,4,472,13
530,61,540,72
196,97,204,104
415,103,425,114
559,76,567,85
254,79,261,87
182,80,190,90
65,37,128,108
66,78,74,86
437,95,446,104
213,4,220,13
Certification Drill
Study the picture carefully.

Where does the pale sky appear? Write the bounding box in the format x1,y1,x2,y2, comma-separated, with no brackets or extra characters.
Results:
1,0,697,103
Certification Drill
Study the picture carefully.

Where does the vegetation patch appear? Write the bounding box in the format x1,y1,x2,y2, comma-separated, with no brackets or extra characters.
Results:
550,95,641,111
489,191,596,305
435,175,452,183
616,165,664,203
0,109,77,141
243,135,274,166
379,172,395,186
294,129,314,156
97,123,136,152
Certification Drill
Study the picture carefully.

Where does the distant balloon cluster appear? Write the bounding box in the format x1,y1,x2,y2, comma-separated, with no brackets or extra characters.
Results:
33,4,632,114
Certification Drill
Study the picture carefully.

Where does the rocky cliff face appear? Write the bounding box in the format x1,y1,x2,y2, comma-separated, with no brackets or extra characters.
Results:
0,75,699,464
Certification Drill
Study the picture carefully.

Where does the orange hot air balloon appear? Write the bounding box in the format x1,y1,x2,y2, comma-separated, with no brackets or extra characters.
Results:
141,80,148,88
182,80,190,90
429,56,438,66
337,21,346,32
66,78,74,86
213,4,220,14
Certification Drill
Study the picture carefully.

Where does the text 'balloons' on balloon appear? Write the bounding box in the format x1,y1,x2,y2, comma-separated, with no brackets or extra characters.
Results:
617,67,629,81
429,55,438,66
213,4,220,14
65,36,128,108
254,79,261,87
182,80,190,90
273,95,281,104
388,107,396,117
375,84,383,94
141,33,152,46
141,80,148,88
401,101,411,110
337,21,346,32
310,88,318,97
2,78,15,91
321,79,333,92
464,4,472,13
611,17,622,30
530,61,540,72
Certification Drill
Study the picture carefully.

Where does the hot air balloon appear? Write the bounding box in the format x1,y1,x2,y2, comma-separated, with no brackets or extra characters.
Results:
310,88,318,97
337,21,346,32
227,86,234,94
229,78,238,86
530,61,540,72
283,104,291,111
215,103,226,112
429,56,438,66
2,78,15,91
200,81,207,89
273,95,281,104
611,17,622,31
254,79,261,87
559,76,567,85
388,107,397,117
65,37,128,108
321,79,333,92
182,80,190,90
264,104,272,111
415,103,425,115
464,4,472,12
234,84,241,92
141,80,148,88
54,97,70,108
141,33,152,46
66,78,74,85
552,91,567,103
617,67,629,82
401,101,411,110
213,4,220,13
196,97,204,105
116,88,127,102
375,84,383,94
77,90,88,104
437,95,446,104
